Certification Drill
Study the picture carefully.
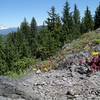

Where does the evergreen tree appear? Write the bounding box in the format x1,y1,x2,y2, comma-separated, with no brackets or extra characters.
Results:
15,31,23,58
20,18,31,57
73,4,81,38
94,3,100,29
5,33,17,71
20,18,31,40
55,15,62,47
80,18,85,34
45,6,58,32
83,6,94,33
0,36,7,75
19,37,31,58
55,15,62,34
67,12,74,41
31,17,37,34
30,17,38,57
36,29,58,59
45,6,62,53
62,1,73,43
15,31,31,59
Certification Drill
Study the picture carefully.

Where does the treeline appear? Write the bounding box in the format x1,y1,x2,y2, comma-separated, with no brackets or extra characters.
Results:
0,1,100,75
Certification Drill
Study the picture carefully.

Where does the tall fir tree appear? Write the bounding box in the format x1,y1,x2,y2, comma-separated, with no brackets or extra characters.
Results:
82,6,94,33
55,15,62,47
62,1,73,43
94,3,100,29
80,18,85,34
55,15,62,34
20,18,31,40
5,33,18,71
15,30,23,58
45,6,62,52
30,17,38,57
31,17,37,34
45,6,58,32
62,1,70,33
37,29,58,59
0,36,7,75
73,4,81,38
19,18,31,57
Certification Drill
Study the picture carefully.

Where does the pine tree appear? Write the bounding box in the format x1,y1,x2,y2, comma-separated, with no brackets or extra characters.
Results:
45,6,58,32
5,33,17,71
62,1,73,43
62,1,70,33
55,15,62,34
19,18,31,57
55,15,62,47
15,31,22,58
73,4,81,38
19,37,31,58
30,17,38,57
68,12,74,41
20,18,31,40
80,18,85,34
31,17,37,34
83,6,94,33
15,31,31,59
44,6,62,54
94,3,100,29
36,29,58,59
0,36,7,75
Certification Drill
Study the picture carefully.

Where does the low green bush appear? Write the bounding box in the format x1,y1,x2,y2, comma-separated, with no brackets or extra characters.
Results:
93,39,100,44
14,57,36,72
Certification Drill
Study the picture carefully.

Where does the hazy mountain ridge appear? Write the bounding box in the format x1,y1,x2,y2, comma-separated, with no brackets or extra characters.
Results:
0,27,17,35
0,25,46,35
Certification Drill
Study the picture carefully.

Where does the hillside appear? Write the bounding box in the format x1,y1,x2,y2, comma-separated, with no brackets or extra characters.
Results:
0,30,100,100
5,30,100,76
53,30,100,64
39,30,100,72
0,0,100,99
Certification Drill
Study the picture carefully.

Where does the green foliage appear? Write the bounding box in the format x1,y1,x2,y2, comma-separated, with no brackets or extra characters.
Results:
54,15,62,33
82,6,94,33
14,57,36,72
5,33,18,70
31,17,37,33
94,3,100,29
36,30,60,60
62,1,71,38
93,39,100,44
0,44,7,75
45,6,62,44
20,18,31,39
73,4,81,38
46,6,58,32
61,1,80,44
19,19,32,57
30,17,38,57
60,31,100,57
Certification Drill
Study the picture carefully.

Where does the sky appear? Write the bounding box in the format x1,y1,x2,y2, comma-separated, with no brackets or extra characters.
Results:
0,0,99,27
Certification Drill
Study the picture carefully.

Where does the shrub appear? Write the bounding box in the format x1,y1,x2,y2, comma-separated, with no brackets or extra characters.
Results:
93,39,100,44
14,57,36,72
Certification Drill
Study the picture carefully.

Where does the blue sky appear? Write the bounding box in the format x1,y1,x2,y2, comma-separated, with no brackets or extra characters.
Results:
0,0,99,27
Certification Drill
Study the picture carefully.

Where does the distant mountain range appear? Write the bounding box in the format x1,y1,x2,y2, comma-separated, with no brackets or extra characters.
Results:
0,25,46,35
0,27,17,35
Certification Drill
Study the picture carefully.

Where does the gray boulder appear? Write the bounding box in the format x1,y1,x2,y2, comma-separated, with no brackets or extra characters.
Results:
0,76,39,100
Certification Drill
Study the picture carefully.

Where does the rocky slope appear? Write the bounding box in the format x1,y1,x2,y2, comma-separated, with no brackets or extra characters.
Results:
0,55,100,100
